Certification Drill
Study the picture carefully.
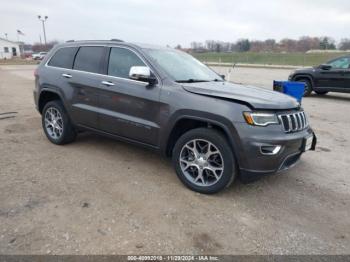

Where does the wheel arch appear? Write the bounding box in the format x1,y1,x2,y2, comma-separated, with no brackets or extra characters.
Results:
293,74,314,87
38,89,65,114
162,113,242,167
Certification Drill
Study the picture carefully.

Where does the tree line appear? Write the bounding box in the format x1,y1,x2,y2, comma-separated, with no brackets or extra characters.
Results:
188,37,350,53
31,41,59,52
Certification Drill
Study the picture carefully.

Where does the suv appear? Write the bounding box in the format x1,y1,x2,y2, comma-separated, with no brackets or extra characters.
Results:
289,55,350,96
34,40,316,194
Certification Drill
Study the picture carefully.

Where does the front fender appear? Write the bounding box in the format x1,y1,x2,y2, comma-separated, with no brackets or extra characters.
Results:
160,110,245,167
292,74,315,86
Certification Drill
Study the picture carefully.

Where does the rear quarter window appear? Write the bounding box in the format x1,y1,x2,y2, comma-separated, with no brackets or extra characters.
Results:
73,46,105,74
48,47,78,69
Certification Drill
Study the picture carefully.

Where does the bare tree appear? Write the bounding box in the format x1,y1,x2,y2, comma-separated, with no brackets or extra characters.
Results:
339,38,350,50
189,36,345,53
32,40,60,52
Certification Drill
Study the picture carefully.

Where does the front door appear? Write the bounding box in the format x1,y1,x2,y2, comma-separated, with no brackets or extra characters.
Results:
315,57,350,89
98,46,161,146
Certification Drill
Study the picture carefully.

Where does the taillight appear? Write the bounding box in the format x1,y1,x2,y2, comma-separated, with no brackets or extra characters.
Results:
34,68,38,77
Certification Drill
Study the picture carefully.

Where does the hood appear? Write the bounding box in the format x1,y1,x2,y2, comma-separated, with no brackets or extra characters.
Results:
292,67,317,74
182,81,299,110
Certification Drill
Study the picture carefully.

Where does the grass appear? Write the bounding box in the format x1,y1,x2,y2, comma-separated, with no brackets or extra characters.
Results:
193,52,350,67
0,58,38,65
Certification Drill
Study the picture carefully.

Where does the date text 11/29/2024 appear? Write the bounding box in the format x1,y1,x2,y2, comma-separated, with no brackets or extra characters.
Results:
127,255,219,261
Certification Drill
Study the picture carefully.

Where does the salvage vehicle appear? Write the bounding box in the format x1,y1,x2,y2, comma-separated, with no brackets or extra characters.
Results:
289,55,350,96
34,40,317,194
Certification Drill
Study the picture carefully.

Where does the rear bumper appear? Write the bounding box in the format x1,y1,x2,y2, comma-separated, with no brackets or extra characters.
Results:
234,124,316,183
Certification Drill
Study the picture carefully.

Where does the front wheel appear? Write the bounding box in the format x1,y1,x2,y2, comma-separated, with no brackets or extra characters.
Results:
172,128,236,194
298,78,313,97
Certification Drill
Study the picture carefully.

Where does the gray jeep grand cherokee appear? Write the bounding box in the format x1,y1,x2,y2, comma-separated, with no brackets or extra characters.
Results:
34,40,316,194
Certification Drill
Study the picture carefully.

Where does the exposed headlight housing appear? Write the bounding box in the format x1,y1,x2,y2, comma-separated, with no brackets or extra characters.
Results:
243,112,279,127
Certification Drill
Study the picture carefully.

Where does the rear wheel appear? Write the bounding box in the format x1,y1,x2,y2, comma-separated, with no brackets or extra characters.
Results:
42,100,76,145
315,90,328,95
172,128,236,194
297,78,313,97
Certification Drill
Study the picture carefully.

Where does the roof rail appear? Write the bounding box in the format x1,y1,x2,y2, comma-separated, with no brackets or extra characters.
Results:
111,39,124,42
66,40,75,42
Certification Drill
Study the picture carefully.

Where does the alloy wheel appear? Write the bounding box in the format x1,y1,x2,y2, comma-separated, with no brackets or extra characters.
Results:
179,139,224,187
44,107,64,139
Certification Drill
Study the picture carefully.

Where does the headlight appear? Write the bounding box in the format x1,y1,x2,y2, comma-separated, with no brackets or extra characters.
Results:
243,112,279,126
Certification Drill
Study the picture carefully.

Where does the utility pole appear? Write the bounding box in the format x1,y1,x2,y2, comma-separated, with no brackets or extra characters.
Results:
37,15,48,45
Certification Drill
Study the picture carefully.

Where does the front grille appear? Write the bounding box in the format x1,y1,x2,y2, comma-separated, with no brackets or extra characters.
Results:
279,111,308,133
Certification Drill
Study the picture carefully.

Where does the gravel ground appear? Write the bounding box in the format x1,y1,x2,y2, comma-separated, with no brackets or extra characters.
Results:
0,65,349,255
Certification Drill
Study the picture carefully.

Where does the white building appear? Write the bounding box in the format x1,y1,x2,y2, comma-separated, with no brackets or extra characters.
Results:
0,38,20,59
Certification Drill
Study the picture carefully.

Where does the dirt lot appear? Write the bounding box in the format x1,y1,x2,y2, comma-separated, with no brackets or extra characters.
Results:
0,65,349,255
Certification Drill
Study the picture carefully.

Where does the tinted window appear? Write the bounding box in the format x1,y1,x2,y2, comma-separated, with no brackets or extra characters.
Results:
74,46,105,73
48,47,78,69
328,57,350,69
108,47,146,78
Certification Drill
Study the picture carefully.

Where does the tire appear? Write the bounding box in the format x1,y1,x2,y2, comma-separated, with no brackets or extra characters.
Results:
42,100,76,145
172,128,236,194
315,90,328,95
297,78,313,97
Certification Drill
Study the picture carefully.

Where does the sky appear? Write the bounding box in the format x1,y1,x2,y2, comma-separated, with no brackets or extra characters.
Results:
1,0,349,47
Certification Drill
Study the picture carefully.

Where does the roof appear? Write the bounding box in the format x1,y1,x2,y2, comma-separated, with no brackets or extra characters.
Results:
60,39,168,50
0,37,20,45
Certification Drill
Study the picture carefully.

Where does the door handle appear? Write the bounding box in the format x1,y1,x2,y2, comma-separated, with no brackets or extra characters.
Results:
62,73,72,78
101,81,115,86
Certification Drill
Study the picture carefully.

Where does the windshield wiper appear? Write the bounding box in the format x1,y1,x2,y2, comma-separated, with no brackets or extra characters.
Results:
175,79,210,83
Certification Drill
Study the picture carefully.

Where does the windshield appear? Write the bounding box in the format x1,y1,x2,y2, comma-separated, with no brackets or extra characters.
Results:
144,48,223,82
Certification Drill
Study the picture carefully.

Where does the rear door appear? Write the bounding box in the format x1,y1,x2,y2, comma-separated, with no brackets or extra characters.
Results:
69,46,107,128
98,46,161,146
45,46,79,117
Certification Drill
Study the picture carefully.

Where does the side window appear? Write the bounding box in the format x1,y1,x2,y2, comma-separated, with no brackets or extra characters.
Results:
108,47,146,79
328,57,350,69
73,46,105,73
48,47,78,69
4,47,9,53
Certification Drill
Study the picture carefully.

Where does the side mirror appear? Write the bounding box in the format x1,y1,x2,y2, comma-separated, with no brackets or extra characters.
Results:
220,74,226,80
129,66,156,85
320,64,332,70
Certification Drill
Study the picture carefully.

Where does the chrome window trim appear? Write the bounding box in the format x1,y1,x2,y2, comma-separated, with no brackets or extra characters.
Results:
45,44,161,86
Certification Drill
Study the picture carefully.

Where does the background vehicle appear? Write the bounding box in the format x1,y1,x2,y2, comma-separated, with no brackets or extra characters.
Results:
34,40,316,194
289,55,350,96
32,52,47,60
